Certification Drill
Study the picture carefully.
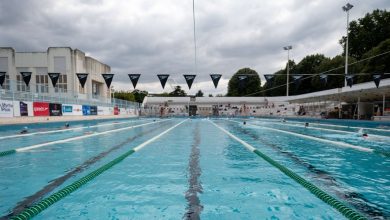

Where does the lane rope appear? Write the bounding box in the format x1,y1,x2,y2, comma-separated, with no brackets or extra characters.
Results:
228,119,373,152
10,119,187,220
209,120,367,220
0,119,169,157
0,119,150,140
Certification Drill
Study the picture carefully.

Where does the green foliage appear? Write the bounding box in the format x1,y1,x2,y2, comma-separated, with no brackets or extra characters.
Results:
293,54,327,95
168,86,187,97
195,90,204,97
227,68,262,96
132,90,148,103
340,9,390,59
113,90,135,102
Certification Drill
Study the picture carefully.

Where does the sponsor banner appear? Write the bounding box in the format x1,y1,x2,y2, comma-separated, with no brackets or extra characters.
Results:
346,75,354,88
20,101,28,116
82,105,91,115
264,74,275,85
97,106,111,115
62,104,73,116
48,72,61,87
373,73,383,88
76,73,88,88
20,72,32,86
183,74,196,89
210,74,222,89
128,74,141,89
157,74,169,89
90,106,97,115
102,74,114,88
0,100,14,118
33,102,49,116
49,103,62,116
320,74,328,85
237,75,248,90
114,106,119,115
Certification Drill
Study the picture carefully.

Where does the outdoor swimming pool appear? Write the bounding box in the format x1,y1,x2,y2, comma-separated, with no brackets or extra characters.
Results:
0,117,389,219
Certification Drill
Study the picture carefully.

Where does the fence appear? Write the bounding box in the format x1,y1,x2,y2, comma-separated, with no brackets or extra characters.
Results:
0,79,139,109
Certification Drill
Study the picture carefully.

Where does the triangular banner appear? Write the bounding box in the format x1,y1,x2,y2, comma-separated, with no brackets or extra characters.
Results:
183,74,196,89
346,75,354,88
0,72,5,87
237,75,248,90
319,74,328,85
372,73,383,88
293,75,303,88
76,73,89,88
20,72,32,86
128,74,141,89
264,74,275,85
210,74,222,88
48,72,61,87
157,74,170,89
102,74,114,88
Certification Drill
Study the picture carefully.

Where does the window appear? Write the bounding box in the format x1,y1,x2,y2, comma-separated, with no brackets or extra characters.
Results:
16,75,30,92
55,75,67,93
35,67,48,93
36,75,48,93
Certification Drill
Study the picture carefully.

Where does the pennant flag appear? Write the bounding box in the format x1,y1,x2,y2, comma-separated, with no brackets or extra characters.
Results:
102,73,114,88
48,72,61,87
183,74,196,89
319,74,328,85
237,75,248,90
76,73,89,88
128,74,141,89
372,73,383,88
346,75,354,88
0,72,5,87
264,74,275,85
20,72,32,86
292,75,303,88
157,74,170,89
210,74,222,88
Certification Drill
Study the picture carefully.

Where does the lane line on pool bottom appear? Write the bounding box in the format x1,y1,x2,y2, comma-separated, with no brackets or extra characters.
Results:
209,120,367,220
252,119,390,140
0,119,169,157
0,118,150,140
10,119,187,220
5,122,174,218
228,119,373,153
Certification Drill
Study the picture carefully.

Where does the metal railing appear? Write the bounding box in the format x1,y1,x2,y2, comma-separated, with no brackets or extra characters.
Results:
0,79,140,109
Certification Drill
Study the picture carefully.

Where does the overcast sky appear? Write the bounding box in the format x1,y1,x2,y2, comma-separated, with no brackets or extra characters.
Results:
1,0,389,95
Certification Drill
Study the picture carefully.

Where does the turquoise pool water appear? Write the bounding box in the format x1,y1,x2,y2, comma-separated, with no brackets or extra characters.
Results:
0,117,389,219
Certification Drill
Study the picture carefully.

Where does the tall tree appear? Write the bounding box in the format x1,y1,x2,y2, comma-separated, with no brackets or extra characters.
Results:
264,60,296,96
340,9,390,59
227,68,262,96
195,90,204,97
293,54,327,94
169,86,187,97
132,90,148,103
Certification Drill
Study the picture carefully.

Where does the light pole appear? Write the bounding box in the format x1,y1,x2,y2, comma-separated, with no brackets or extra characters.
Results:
342,3,353,87
283,45,292,96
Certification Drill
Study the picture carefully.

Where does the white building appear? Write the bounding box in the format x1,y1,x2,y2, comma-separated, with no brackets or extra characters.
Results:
0,47,111,103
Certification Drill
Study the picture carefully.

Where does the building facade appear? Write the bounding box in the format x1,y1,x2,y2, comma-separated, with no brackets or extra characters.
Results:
0,47,111,102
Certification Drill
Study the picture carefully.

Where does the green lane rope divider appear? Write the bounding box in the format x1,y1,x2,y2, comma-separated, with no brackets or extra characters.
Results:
210,120,367,220
11,119,187,220
0,149,16,157
10,149,135,220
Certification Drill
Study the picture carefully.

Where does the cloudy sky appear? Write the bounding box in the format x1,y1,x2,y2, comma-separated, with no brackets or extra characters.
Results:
1,0,389,95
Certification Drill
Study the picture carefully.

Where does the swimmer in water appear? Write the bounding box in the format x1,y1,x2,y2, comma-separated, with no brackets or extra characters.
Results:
243,121,246,125
20,126,28,134
305,122,309,128
362,133,368,138
64,123,70,128
282,119,286,122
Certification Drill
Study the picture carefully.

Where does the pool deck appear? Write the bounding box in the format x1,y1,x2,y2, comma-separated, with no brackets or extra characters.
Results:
0,115,138,125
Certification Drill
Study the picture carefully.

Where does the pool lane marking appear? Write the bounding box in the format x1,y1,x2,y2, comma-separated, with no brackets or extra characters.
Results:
0,118,151,140
252,120,390,140
228,119,373,153
209,120,367,220
10,119,187,220
184,122,203,219
5,122,174,218
0,120,169,156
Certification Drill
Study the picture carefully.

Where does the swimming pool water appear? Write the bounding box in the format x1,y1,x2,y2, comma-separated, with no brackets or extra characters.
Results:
0,117,389,219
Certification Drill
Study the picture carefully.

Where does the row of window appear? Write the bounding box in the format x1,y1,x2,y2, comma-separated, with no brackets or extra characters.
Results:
15,75,68,93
